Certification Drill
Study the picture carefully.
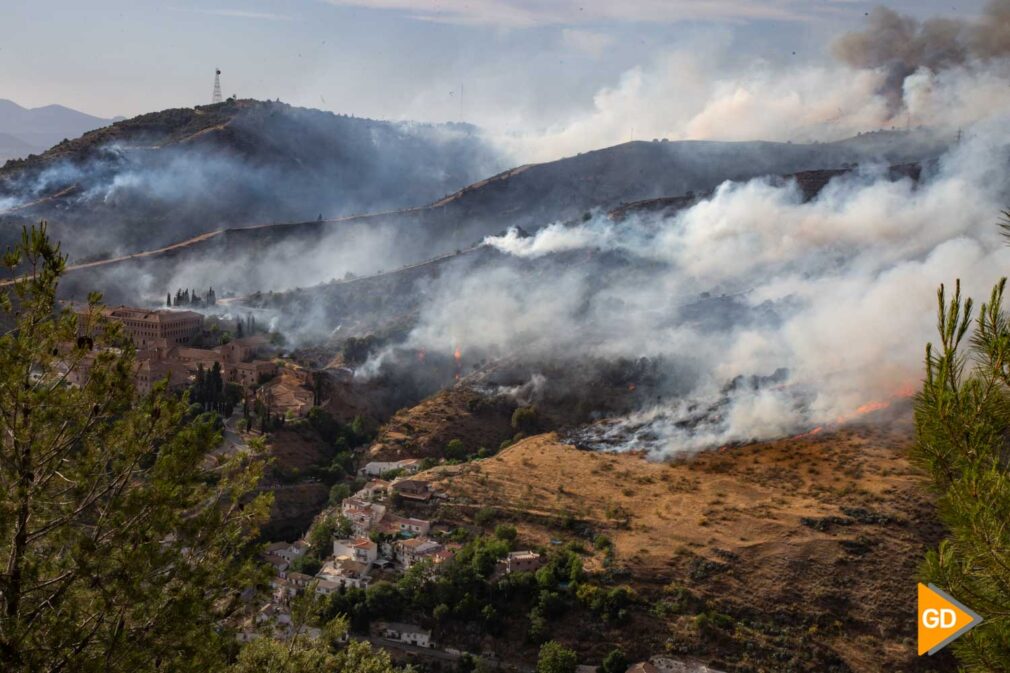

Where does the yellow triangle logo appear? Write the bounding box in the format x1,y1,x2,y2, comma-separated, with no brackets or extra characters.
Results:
918,583,983,655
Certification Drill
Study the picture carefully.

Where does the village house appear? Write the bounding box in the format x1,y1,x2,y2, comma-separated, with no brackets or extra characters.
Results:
379,513,431,537
430,547,457,569
313,579,343,596
333,537,378,565
504,551,543,574
130,357,182,395
317,557,372,591
355,480,390,501
341,498,387,537
285,572,314,591
270,576,298,600
264,553,290,579
255,603,292,628
394,537,444,570
377,622,433,648
359,458,422,478
270,540,310,563
230,359,278,387
257,367,314,417
391,478,431,502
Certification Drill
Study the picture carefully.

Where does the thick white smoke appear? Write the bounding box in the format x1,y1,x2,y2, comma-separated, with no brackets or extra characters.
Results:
493,4,1010,164
404,117,1010,457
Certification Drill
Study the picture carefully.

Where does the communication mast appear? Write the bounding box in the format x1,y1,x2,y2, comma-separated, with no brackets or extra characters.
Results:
212,69,223,104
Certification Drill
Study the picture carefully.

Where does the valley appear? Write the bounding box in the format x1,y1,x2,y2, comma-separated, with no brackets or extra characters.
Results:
1,97,991,673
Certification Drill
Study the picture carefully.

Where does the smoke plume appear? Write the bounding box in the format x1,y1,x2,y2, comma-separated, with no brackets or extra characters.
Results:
833,1,1010,114
392,117,1010,457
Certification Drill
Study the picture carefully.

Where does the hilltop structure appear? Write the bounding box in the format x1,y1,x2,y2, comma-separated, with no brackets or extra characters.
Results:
71,304,277,393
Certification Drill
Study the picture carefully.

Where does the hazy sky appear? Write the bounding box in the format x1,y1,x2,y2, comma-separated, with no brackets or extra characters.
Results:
0,0,989,129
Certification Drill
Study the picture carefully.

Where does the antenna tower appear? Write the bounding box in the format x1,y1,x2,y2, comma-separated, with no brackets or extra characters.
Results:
212,69,223,104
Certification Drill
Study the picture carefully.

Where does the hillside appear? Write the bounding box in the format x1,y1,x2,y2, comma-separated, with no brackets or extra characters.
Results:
48,145,936,309
0,99,500,261
366,386,518,461
408,418,949,672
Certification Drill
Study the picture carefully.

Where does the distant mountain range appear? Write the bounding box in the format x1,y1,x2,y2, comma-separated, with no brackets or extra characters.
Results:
0,99,119,160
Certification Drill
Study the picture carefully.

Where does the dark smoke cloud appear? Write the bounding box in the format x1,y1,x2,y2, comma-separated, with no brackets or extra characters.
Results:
834,1,1010,114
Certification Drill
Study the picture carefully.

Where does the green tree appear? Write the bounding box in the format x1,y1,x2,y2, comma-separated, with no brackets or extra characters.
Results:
230,618,394,673
511,406,539,434
445,438,468,461
601,649,628,673
365,581,402,619
0,224,271,673
494,523,518,544
914,278,1010,669
474,507,496,529
537,641,577,673
329,483,352,506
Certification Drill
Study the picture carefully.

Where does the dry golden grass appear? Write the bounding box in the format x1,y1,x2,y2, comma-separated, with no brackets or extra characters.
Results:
418,416,938,672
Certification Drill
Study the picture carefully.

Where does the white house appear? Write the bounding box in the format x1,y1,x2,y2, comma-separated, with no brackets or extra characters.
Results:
341,498,387,537
356,479,390,501
391,478,431,502
394,537,444,570
379,513,431,537
264,553,289,578
317,557,371,590
378,622,432,648
333,537,379,565
359,458,421,478
505,551,543,574
269,540,309,563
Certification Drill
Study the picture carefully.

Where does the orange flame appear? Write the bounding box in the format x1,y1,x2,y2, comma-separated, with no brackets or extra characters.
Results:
836,380,918,425
453,347,462,362
793,426,823,439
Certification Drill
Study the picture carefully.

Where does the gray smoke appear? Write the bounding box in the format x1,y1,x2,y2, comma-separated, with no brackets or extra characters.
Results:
387,115,1010,458
0,101,504,263
834,1,1010,114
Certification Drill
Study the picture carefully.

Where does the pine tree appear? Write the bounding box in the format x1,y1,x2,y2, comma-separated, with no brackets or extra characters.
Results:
914,278,1010,670
0,224,272,672
166,292,172,307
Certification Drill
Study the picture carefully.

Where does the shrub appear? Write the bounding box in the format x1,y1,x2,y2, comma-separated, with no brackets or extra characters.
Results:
511,406,539,434
537,641,577,673
494,524,518,543
601,649,628,673
474,507,496,528
446,438,468,461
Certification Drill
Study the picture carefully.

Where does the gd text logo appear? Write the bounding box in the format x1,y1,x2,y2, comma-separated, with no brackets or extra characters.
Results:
918,583,983,656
